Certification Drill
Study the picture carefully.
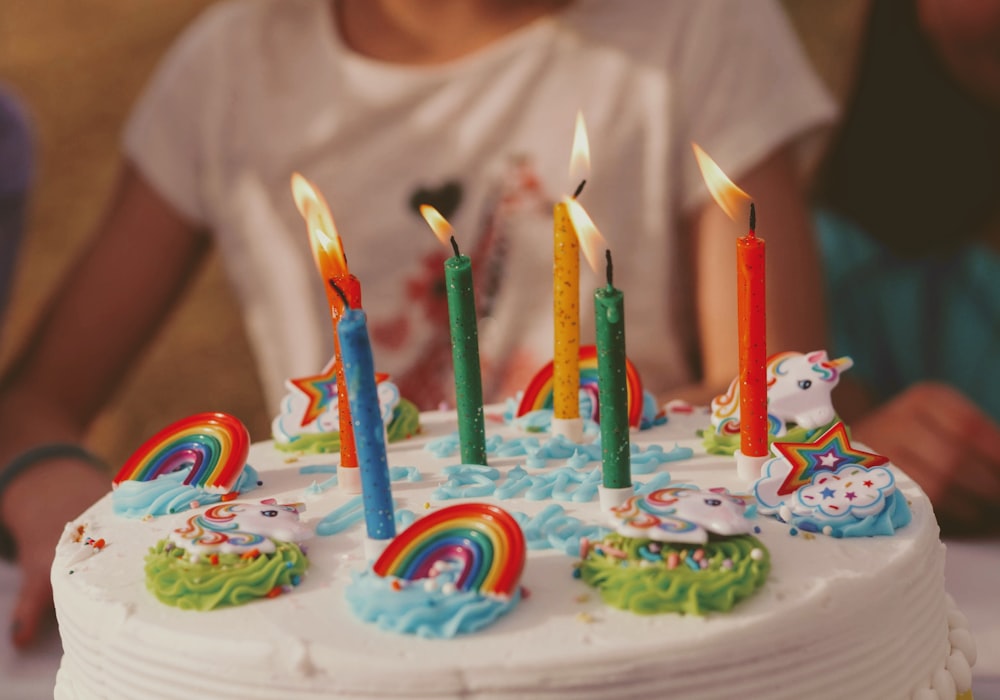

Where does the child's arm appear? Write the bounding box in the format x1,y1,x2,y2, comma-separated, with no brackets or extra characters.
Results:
0,162,208,647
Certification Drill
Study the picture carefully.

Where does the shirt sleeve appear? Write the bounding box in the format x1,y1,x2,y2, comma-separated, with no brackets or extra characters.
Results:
674,0,837,215
121,2,241,226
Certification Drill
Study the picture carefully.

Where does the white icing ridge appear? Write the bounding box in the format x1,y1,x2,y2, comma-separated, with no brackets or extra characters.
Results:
52,408,975,699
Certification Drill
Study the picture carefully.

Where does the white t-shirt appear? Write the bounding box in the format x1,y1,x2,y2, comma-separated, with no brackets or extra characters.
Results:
124,0,835,410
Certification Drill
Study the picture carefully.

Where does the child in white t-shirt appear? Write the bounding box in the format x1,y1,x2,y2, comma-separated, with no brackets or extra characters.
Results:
0,0,833,646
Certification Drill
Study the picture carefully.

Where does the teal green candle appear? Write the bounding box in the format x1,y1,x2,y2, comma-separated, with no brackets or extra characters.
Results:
445,237,487,465
595,250,630,489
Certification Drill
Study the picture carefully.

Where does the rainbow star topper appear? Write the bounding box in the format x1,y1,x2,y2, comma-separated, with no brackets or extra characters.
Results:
771,421,887,497
752,421,908,533
289,359,340,427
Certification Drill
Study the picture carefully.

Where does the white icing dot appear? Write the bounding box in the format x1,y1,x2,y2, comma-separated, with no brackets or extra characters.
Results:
822,526,833,536
932,666,956,700
423,578,437,592
948,628,976,666
441,583,457,595
750,548,763,561
946,651,972,692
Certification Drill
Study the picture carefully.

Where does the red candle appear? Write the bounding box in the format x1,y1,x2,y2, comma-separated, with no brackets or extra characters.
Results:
737,203,767,458
291,174,360,486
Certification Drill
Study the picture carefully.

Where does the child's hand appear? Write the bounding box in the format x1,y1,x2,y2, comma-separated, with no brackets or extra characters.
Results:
1,459,108,648
853,382,1000,535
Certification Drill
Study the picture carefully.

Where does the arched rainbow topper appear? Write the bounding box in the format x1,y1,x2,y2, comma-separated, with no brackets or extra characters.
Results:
113,412,250,494
373,503,525,598
516,345,643,428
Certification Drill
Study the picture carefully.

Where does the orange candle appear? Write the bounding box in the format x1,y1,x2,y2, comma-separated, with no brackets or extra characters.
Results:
291,174,360,489
737,203,767,458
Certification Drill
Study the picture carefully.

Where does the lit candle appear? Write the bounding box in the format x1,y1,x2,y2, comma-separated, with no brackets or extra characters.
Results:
737,204,767,460
564,200,633,511
420,205,487,466
291,173,361,493
691,144,768,481
334,286,396,546
594,250,630,489
552,112,590,442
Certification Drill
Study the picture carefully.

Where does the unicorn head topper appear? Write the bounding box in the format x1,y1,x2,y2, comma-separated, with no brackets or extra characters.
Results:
169,499,312,555
608,486,754,544
711,350,853,438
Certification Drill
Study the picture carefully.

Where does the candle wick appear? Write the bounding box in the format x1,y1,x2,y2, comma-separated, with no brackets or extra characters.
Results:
449,235,461,258
328,279,350,307
605,249,614,287
748,202,756,234
572,180,586,199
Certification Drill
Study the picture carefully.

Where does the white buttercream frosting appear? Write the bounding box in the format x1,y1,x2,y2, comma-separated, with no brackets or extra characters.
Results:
52,407,974,700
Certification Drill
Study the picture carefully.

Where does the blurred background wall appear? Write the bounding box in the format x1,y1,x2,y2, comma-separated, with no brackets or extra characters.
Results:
0,0,866,465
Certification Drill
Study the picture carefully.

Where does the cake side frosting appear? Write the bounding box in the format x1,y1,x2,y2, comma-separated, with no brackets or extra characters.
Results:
51,407,974,700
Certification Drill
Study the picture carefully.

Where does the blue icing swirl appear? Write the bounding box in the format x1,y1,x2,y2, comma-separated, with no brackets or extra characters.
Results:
112,465,261,518
346,568,520,638
512,504,609,555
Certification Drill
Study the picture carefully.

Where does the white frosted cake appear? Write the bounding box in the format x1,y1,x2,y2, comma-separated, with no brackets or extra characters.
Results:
51,402,975,700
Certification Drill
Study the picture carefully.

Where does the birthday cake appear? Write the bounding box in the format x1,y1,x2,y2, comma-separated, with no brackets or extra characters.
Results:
51,396,975,699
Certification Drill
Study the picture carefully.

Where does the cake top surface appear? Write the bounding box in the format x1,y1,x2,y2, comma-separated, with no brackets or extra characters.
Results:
52,405,952,700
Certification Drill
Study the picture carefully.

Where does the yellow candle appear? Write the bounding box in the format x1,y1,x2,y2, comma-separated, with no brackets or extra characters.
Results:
552,112,590,426
553,198,580,421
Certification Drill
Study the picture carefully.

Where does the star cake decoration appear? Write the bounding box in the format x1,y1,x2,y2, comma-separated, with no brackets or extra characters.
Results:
772,422,887,497
289,359,388,428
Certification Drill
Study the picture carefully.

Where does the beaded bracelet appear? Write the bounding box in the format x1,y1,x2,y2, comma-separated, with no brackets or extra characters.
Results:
0,442,107,560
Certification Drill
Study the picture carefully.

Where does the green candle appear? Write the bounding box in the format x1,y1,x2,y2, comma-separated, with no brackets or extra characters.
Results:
444,236,488,466
595,249,630,489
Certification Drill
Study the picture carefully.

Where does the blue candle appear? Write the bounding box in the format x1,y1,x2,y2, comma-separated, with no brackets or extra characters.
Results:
337,307,396,541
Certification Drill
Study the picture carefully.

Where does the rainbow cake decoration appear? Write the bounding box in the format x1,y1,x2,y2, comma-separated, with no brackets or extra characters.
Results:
752,421,912,537
577,486,769,615
111,412,260,518
515,344,663,431
346,503,526,638
145,500,312,611
272,359,420,453
704,350,852,454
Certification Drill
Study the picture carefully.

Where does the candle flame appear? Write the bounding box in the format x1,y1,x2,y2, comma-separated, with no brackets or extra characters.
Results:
568,111,591,190
565,197,607,274
419,204,455,248
691,143,751,222
290,172,348,277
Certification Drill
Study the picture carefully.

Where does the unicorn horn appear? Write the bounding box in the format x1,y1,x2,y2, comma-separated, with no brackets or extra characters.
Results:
826,356,854,371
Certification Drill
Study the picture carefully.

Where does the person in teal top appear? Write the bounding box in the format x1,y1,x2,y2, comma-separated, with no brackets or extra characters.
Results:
813,0,1000,535
816,209,1000,425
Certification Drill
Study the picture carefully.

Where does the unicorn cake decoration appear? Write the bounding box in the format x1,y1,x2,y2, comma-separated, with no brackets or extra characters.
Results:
705,350,853,454
145,499,312,610
577,486,769,616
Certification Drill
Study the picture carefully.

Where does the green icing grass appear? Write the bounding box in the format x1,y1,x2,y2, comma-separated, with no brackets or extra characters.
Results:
700,418,843,456
145,539,309,610
275,398,421,454
578,533,769,615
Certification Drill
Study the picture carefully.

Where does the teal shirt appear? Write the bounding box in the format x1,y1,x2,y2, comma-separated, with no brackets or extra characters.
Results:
815,209,1000,423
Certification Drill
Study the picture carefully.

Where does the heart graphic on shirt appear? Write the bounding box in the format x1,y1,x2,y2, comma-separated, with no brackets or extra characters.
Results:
408,181,463,220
